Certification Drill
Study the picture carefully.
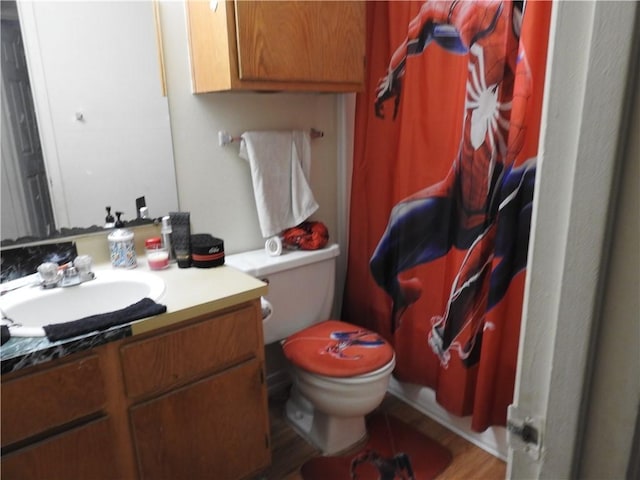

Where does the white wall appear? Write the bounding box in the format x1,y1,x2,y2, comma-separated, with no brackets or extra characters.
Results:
158,2,339,255
578,65,639,479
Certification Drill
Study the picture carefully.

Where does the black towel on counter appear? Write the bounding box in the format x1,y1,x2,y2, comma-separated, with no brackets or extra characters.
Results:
43,298,167,342
1,325,10,345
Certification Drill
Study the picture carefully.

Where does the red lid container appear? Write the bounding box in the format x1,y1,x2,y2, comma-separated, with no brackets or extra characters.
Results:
145,237,162,249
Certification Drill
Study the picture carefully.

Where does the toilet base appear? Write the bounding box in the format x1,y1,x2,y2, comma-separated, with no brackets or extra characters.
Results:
285,385,367,455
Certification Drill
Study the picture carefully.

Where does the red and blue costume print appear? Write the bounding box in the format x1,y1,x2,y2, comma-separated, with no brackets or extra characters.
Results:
371,0,536,367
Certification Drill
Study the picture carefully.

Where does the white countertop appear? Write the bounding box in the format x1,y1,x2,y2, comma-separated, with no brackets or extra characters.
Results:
112,258,268,335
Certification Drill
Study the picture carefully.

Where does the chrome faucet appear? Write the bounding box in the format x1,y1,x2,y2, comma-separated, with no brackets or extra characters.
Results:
60,265,81,287
38,255,95,289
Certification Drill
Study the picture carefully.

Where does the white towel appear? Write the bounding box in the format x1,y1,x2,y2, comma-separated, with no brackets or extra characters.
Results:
239,130,319,238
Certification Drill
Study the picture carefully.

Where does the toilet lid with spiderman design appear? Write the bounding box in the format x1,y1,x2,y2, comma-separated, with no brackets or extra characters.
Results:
282,320,394,377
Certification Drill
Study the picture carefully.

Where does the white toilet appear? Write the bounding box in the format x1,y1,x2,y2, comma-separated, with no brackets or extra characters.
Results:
225,244,395,454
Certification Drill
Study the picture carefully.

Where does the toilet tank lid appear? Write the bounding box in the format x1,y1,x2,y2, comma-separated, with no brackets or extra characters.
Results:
225,243,340,277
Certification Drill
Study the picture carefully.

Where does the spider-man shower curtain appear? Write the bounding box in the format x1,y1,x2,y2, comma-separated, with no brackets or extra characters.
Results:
343,0,551,431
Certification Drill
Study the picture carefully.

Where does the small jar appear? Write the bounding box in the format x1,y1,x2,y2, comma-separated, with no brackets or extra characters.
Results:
145,237,169,270
108,228,137,269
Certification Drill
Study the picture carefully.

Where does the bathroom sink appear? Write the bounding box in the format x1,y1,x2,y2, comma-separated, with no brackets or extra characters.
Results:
0,269,165,338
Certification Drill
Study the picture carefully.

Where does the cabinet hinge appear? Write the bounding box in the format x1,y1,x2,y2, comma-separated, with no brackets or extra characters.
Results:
260,369,265,384
507,405,543,460
265,433,270,449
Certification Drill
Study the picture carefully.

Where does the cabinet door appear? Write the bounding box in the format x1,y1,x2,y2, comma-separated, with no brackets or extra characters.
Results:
235,1,365,84
130,358,270,479
1,418,119,480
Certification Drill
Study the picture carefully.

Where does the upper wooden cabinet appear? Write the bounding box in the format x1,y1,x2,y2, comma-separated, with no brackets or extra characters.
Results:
185,0,365,93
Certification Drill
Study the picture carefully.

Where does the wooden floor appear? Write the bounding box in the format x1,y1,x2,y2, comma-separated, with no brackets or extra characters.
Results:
264,390,506,479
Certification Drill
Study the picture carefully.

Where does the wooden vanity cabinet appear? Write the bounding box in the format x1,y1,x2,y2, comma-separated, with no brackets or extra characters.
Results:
0,299,270,480
185,0,366,93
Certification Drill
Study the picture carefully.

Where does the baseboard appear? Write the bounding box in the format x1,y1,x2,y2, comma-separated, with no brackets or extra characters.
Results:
388,376,508,460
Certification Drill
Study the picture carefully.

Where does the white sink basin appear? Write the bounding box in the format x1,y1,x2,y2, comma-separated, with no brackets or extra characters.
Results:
0,269,165,338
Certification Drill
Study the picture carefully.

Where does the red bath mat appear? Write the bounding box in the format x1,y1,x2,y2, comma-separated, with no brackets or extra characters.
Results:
300,414,452,479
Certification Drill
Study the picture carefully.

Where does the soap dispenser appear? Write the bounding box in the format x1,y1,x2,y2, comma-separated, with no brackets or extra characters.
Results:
104,206,115,228
114,211,125,228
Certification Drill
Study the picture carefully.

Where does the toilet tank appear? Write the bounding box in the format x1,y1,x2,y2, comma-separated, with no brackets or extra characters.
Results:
225,244,340,344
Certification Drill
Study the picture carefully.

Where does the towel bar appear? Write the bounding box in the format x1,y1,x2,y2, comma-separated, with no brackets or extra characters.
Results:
218,128,324,147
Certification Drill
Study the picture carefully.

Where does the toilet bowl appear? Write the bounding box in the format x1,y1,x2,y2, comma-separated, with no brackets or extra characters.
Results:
224,245,396,454
285,360,396,454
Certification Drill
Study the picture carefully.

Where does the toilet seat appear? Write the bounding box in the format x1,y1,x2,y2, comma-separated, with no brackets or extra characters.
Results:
282,320,394,377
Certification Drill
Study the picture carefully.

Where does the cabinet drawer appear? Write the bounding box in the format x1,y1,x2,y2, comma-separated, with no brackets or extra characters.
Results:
1,417,119,480
1,355,106,448
120,304,259,398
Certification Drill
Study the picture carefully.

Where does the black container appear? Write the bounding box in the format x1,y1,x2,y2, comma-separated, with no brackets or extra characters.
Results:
190,234,224,268
170,212,191,268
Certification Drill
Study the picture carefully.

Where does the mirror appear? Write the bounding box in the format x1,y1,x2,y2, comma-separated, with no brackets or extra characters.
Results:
1,0,178,245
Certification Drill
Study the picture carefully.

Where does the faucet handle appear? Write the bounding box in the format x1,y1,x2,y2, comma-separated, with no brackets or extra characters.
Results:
73,255,95,282
37,262,61,286
73,255,92,273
